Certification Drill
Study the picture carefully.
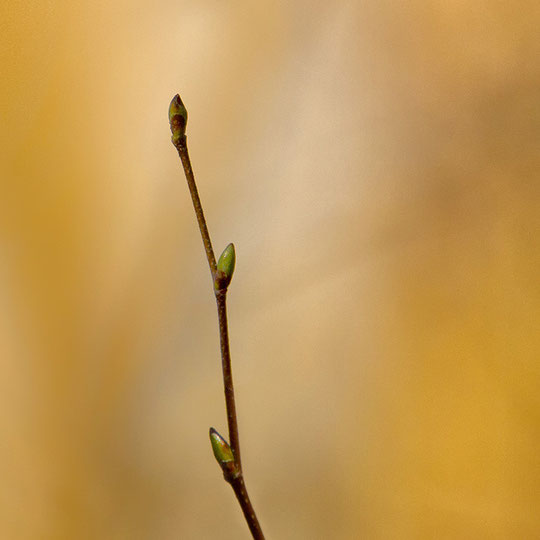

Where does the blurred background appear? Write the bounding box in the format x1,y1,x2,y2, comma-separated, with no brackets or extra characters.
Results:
1,1,539,538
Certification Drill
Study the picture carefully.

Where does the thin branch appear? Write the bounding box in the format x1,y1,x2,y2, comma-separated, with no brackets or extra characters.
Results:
215,290,242,469
169,94,265,539
231,476,265,539
175,137,216,276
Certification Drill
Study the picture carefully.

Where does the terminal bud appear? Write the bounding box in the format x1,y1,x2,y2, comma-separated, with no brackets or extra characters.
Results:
169,94,188,146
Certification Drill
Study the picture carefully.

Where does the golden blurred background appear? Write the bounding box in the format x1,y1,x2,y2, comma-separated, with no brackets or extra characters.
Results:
1,1,539,538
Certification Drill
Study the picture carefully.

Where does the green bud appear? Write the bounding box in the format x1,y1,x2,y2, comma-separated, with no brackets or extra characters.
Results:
214,243,236,290
209,428,239,480
209,428,235,464
169,94,188,146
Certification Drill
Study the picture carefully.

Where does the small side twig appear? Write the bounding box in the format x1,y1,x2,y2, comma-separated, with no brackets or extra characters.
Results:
169,94,265,540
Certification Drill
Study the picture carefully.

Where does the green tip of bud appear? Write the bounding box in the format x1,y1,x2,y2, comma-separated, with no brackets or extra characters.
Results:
209,428,240,481
215,243,236,290
209,428,235,464
169,94,188,145
210,428,240,482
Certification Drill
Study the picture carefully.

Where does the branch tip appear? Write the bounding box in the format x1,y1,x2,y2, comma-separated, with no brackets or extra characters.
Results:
169,93,188,145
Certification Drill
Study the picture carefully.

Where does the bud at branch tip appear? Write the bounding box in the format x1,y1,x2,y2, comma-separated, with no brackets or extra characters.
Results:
169,94,188,146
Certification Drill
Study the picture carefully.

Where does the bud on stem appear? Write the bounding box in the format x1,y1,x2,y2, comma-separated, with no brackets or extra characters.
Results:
215,243,236,291
169,94,188,146
209,428,240,481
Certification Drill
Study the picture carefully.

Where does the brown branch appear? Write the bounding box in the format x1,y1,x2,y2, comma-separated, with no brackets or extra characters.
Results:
175,137,216,277
230,476,265,539
169,94,265,539
215,289,242,468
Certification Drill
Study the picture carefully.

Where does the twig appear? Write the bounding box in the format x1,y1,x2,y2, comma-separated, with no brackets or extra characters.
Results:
176,139,216,277
215,290,242,467
169,94,265,539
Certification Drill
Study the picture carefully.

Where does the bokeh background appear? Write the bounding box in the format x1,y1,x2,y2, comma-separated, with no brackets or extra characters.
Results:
1,1,539,538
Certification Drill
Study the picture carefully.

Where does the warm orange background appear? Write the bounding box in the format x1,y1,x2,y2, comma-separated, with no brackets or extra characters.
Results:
1,2,539,538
